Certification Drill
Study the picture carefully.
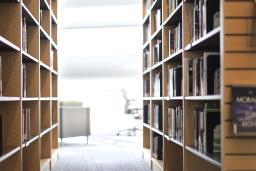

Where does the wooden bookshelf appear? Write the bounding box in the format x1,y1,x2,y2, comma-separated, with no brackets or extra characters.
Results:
0,0,59,170
142,0,256,171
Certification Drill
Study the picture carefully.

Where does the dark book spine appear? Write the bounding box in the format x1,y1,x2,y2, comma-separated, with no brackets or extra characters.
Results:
0,115,2,155
0,56,2,96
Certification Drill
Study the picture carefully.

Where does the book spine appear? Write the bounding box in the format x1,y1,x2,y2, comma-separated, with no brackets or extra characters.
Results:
0,115,2,155
0,56,2,96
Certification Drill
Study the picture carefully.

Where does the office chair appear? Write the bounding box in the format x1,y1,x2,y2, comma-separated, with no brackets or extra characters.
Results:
116,89,142,136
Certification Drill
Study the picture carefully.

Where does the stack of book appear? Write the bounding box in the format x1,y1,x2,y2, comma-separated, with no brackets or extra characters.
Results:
154,9,162,32
168,65,182,97
153,40,162,65
144,78,150,97
192,0,220,41
143,103,150,125
168,0,182,15
169,23,182,55
152,135,163,160
188,52,220,96
153,104,162,131
193,103,220,154
22,64,27,97
22,108,31,143
143,49,150,71
153,72,162,97
168,106,183,142
22,17,28,52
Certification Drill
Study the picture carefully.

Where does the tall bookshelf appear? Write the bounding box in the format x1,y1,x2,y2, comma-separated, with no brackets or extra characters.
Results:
0,0,59,170
142,0,256,171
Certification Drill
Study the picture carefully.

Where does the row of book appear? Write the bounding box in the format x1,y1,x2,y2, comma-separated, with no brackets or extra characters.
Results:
143,23,150,43
192,0,220,42
193,103,220,154
169,23,182,56
152,135,163,160
188,52,220,96
153,103,162,131
154,9,162,32
168,65,182,97
22,64,27,98
168,106,183,143
144,78,150,97
22,18,28,52
143,49,150,71
168,0,182,15
153,39,162,65
22,108,31,143
143,103,150,125
153,72,162,97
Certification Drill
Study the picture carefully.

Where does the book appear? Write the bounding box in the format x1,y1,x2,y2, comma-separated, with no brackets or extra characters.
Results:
168,67,174,97
50,49,54,68
203,52,220,95
0,115,2,155
204,104,220,153
152,136,163,160
145,79,150,97
22,17,28,52
193,0,200,41
169,23,182,56
0,56,2,96
153,40,162,64
232,86,256,136
143,104,150,125
173,65,182,96
155,9,162,31
153,104,162,130
23,108,31,143
153,72,162,97
213,11,220,29
168,107,183,142
22,64,27,98
213,124,221,153
143,49,150,70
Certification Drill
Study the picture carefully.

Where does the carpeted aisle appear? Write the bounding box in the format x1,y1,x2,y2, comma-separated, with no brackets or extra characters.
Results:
52,135,150,171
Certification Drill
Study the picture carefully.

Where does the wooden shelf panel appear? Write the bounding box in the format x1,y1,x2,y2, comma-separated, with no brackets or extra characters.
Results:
0,36,20,51
151,127,164,136
22,135,39,147
185,146,222,168
0,97,20,101
185,27,220,51
40,27,51,41
163,49,183,63
143,123,151,129
22,97,39,101
40,127,51,137
163,2,183,26
22,3,39,26
40,158,50,171
40,0,50,10
22,51,39,63
185,95,221,101
152,158,164,170
0,146,20,163
164,135,183,147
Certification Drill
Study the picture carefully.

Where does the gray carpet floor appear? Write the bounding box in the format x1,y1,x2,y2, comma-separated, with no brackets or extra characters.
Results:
52,135,150,171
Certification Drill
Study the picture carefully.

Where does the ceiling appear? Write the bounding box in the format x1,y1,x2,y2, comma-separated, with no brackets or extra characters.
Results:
59,0,140,7
58,1,142,79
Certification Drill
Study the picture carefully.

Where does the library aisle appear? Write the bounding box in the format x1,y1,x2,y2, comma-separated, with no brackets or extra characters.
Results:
52,135,150,171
